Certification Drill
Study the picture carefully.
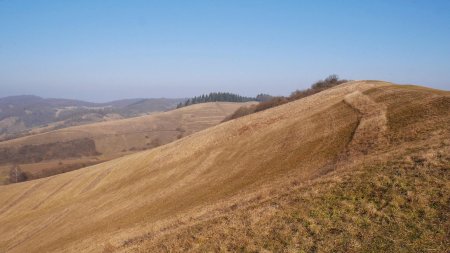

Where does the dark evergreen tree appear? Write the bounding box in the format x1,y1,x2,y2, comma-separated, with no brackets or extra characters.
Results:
178,92,256,108
256,94,273,102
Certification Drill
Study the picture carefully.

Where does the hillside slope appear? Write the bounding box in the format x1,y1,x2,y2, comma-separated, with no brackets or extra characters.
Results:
0,81,448,252
0,102,250,183
0,96,185,141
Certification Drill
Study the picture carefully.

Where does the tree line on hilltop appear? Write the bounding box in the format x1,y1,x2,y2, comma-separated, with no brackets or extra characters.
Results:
175,75,348,121
176,92,258,108
224,75,349,121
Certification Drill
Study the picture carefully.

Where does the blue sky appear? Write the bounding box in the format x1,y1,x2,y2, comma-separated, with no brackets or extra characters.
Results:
1,0,449,101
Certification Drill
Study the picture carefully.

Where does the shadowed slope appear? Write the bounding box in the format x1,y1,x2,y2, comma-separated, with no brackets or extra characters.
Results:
0,81,448,252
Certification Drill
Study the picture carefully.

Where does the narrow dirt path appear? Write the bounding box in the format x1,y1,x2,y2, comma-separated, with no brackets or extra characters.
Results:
343,91,388,156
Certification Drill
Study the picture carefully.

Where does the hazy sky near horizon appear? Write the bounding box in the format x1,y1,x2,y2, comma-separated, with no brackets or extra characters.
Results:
1,0,449,102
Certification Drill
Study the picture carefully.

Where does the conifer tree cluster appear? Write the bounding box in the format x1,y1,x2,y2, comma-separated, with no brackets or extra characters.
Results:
177,92,256,108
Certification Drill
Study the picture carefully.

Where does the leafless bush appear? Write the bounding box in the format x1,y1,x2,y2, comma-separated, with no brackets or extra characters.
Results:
8,165,28,183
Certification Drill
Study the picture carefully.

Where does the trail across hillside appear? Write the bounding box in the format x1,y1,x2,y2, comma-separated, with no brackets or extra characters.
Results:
344,91,388,156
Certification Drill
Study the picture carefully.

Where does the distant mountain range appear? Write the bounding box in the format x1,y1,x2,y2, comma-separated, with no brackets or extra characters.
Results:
0,95,186,140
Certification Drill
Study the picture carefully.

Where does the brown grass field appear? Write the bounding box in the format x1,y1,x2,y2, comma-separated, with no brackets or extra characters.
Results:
0,102,251,183
0,81,448,252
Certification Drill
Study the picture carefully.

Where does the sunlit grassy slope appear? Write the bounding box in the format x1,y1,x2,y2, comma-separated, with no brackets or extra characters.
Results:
0,81,448,252
0,102,250,182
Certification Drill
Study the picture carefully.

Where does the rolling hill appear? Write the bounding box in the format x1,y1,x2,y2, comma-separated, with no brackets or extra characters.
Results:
0,95,185,141
0,81,448,252
0,102,252,184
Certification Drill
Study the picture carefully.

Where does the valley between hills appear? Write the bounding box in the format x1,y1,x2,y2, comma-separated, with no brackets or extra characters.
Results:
0,102,251,184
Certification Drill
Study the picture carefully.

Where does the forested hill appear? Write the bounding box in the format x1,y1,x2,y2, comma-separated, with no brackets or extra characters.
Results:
177,92,256,108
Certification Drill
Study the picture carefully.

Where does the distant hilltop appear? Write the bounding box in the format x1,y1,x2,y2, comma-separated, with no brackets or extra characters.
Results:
0,96,185,141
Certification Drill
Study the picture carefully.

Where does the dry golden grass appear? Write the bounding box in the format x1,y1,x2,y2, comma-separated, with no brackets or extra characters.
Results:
0,81,448,252
0,102,250,182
